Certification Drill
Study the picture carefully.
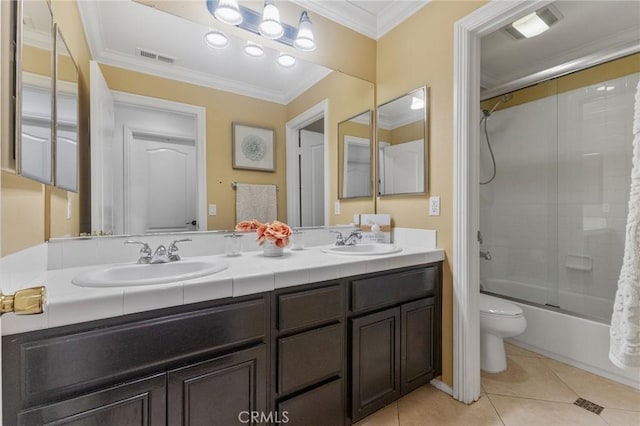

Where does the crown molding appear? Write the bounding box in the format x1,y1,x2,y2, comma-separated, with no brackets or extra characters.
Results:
376,1,430,39
290,0,377,39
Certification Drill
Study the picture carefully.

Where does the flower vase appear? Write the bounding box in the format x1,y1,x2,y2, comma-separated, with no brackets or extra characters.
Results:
262,240,284,257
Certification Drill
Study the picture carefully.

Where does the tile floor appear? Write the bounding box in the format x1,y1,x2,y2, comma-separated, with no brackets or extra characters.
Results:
355,343,640,426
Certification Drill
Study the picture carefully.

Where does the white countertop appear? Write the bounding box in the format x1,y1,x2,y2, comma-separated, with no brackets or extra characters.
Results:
2,244,444,336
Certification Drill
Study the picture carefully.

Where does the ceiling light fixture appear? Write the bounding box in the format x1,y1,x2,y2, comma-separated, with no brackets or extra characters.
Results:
277,53,296,68
206,0,316,52
259,0,284,39
244,41,265,57
505,6,562,40
204,30,229,49
410,96,424,110
213,0,243,26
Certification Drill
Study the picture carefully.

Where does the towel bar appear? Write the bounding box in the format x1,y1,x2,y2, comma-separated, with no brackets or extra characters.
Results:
231,181,279,191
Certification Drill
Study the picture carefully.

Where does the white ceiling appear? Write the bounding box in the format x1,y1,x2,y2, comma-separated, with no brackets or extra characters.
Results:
77,0,332,105
481,1,640,97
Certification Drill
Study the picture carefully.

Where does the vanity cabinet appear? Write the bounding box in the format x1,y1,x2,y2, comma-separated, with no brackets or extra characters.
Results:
271,281,346,426
2,295,269,426
349,265,441,423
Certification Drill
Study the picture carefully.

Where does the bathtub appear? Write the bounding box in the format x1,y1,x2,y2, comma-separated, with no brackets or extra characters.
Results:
482,278,640,389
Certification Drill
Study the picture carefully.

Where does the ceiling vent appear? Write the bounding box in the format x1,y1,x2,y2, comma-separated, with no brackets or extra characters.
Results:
136,48,175,65
505,4,563,40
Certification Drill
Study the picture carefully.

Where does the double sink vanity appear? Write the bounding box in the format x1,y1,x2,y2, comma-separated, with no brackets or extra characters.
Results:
2,229,443,425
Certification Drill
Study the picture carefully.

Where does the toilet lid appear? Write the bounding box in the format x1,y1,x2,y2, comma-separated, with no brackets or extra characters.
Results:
480,294,523,316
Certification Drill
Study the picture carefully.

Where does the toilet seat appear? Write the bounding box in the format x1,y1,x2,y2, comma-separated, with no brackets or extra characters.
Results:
480,294,523,317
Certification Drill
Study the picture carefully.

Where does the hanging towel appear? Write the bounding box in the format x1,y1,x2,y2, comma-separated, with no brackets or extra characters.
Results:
235,183,277,224
609,79,640,369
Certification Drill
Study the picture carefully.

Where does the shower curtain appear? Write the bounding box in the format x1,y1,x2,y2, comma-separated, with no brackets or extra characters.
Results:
609,79,640,369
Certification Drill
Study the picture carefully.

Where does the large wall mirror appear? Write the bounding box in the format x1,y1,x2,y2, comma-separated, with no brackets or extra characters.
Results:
338,110,372,199
54,27,79,193
377,86,428,196
16,0,54,185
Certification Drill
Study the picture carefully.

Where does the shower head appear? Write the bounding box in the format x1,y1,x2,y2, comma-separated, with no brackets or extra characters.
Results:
485,93,514,116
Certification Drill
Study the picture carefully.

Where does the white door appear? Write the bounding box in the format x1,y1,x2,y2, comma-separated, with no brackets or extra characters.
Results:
343,136,371,198
89,61,115,234
382,140,424,194
300,130,325,226
125,128,197,234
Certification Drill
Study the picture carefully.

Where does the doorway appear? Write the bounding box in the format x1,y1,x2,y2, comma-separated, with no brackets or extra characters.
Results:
285,100,329,228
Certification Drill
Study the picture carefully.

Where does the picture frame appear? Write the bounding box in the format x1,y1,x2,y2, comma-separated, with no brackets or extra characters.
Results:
232,122,276,172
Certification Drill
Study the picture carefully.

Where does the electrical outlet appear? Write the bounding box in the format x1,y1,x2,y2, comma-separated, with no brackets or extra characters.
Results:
334,201,341,215
353,214,360,225
66,195,72,220
208,204,217,216
429,196,440,216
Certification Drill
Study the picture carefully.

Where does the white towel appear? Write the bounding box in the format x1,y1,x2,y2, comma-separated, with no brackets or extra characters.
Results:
235,183,277,224
609,79,640,369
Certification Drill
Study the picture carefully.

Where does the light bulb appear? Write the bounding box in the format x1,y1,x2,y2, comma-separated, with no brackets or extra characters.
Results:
294,11,315,51
259,0,284,39
244,41,264,57
215,0,243,26
277,53,296,68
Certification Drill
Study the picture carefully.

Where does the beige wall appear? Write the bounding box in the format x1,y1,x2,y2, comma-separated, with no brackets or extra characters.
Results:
389,120,424,145
376,0,487,387
287,71,376,224
100,64,288,231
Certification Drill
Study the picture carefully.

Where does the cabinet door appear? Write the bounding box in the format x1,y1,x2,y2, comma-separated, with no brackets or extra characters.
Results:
401,297,436,395
17,373,166,426
351,307,400,422
168,345,267,426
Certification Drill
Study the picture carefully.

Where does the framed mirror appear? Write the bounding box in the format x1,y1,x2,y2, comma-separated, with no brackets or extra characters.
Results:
54,26,79,192
377,86,428,196
16,0,54,185
338,110,372,199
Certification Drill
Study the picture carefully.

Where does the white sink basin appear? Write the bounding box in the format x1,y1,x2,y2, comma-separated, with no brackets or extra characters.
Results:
321,244,402,256
72,259,230,287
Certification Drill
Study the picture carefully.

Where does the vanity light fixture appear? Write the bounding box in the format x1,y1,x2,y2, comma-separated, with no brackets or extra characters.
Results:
204,30,229,49
206,0,316,51
259,0,284,39
244,41,265,57
505,6,562,40
214,0,243,26
277,53,296,68
410,96,425,110
294,11,315,51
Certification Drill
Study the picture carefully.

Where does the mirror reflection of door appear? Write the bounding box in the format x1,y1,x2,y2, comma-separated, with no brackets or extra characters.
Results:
343,136,371,198
299,121,325,227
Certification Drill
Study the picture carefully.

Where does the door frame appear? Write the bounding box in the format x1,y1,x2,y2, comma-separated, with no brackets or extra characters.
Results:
285,99,329,228
452,0,551,404
111,91,207,232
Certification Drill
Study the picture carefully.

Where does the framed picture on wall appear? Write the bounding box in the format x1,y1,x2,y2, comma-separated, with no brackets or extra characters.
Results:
232,122,276,172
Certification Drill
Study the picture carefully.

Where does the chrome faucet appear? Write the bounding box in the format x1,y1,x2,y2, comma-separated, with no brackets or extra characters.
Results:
125,240,153,264
480,250,492,260
343,230,362,246
125,238,192,264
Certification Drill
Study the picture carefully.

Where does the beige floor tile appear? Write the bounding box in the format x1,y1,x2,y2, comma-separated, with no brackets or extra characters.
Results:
489,394,608,426
600,408,640,426
482,355,578,403
353,402,399,426
505,343,543,358
542,358,640,411
397,385,503,426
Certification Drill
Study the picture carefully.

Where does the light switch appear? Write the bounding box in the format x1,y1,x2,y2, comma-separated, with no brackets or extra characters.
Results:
66,195,72,220
208,204,217,216
334,201,341,215
429,196,440,216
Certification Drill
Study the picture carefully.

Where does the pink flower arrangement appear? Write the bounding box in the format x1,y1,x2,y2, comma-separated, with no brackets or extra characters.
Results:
256,221,292,248
235,219,263,231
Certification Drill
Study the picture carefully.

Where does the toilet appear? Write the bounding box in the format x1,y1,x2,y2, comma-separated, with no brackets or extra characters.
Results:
480,293,527,373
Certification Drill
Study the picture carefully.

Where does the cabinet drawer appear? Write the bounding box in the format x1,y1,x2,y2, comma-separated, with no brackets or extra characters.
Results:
278,323,343,395
278,378,344,426
351,267,437,312
277,284,343,332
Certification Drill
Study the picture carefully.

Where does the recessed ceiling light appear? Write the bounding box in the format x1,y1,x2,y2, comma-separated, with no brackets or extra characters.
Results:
244,41,265,57
277,53,296,68
204,31,229,49
410,96,425,110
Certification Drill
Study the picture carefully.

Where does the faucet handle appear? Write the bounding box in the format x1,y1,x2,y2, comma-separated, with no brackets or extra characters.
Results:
125,240,152,255
167,238,192,260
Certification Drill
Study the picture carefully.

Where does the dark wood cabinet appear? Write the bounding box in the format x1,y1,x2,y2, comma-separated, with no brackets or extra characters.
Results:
351,307,401,421
17,373,167,426
167,345,267,426
401,297,436,395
